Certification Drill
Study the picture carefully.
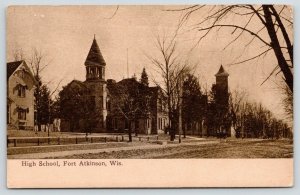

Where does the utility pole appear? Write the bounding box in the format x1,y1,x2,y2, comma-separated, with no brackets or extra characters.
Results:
127,48,129,78
178,73,183,143
48,98,51,137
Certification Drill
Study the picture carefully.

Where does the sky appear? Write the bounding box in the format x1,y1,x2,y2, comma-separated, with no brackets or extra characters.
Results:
6,5,293,123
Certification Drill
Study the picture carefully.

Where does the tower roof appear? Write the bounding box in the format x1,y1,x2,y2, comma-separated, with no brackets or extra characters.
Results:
215,65,229,77
84,37,106,66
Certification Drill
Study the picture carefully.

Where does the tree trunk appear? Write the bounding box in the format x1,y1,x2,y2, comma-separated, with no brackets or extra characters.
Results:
38,123,41,132
199,118,203,137
263,5,293,92
269,5,293,65
128,120,132,142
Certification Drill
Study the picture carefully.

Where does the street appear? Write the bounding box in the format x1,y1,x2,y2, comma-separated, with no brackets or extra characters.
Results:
8,138,293,159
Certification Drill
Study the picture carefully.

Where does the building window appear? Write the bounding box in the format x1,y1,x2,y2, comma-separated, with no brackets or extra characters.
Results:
99,67,104,79
99,118,103,128
96,67,99,77
90,96,96,107
135,120,139,129
19,70,25,78
158,98,163,111
99,67,102,79
114,118,118,130
90,84,95,91
18,109,27,120
158,118,160,130
17,85,26,98
107,100,111,111
7,105,10,124
147,119,150,128
99,96,103,109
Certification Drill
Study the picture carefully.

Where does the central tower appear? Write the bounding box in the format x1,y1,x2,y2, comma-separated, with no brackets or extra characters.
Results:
84,36,107,132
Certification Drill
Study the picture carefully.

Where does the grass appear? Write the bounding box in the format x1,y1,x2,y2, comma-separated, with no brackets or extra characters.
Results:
59,139,293,159
7,130,63,138
7,130,293,159
7,141,153,156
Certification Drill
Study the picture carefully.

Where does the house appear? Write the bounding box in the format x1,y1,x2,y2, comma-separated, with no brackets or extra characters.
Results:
7,60,37,130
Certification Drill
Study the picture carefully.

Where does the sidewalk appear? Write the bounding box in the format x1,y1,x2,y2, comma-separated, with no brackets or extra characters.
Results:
8,140,218,159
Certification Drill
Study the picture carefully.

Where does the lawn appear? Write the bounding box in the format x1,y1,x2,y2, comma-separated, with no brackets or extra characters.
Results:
58,139,293,159
7,130,63,138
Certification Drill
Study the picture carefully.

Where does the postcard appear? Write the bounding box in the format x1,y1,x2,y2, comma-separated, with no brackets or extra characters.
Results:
6,5,293,188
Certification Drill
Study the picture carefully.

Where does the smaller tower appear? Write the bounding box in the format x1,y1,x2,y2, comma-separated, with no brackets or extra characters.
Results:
215,65,231,137
215,65,229,107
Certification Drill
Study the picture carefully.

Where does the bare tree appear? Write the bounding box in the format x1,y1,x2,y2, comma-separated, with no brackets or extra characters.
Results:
28,48,51,79
228,87,291,139
170,5,293,93
28,48,52,131
12,48,25,61
281,84,293,120
229,88,248,130
108,79,151,142
146,31,193,141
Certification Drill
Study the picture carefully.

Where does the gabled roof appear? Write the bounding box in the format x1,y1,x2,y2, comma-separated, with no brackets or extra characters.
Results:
7,60,38,85
215,65,229,77
150,86,167,99
68,79,88,89
118,78,139,85
84,37,106,66
7,60,23,80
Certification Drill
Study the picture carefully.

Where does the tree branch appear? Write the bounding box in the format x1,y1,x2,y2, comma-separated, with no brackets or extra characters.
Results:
228,48,272,66
198,24,271,47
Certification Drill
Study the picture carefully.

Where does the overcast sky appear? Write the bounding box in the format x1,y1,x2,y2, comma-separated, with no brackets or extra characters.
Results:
6,5,293,123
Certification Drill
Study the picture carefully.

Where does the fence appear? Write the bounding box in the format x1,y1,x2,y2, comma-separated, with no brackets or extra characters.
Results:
7,135,160,148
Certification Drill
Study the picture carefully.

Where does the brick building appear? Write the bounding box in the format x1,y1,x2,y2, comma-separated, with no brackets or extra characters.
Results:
60,37,107,132
60,37,168,134
106,76,169,135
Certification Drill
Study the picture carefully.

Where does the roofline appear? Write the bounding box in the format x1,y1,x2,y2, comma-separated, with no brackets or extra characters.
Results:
7,60,38,85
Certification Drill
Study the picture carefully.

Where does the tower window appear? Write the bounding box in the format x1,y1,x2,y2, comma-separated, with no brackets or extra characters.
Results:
99,67,102,79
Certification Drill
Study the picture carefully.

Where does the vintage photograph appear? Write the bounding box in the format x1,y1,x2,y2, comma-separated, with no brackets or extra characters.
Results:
7,5,293,160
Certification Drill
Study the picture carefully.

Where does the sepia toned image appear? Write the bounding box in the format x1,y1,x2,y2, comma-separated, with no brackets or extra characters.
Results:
6,5,293,188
